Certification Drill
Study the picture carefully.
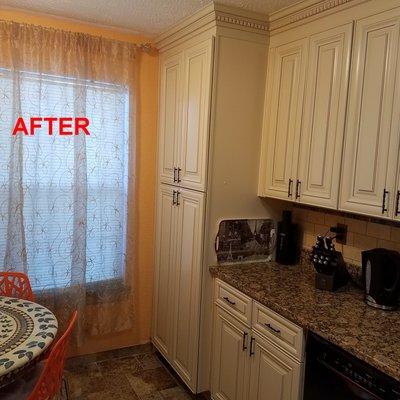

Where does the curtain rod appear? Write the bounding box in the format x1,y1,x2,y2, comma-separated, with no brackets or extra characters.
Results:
0,19,157,53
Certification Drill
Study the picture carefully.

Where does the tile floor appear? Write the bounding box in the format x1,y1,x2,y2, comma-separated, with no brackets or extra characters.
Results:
64,344,209,400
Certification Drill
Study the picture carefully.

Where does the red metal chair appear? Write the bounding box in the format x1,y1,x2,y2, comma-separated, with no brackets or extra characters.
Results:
1,311,78,400
0,272,34,301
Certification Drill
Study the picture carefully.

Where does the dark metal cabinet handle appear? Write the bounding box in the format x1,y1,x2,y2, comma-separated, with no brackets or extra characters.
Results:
172,190,176,205
249,337,255,356
222,296,236,306
382,188,389,214
177,167,182,183
295,180,301,199
242,332,248,351
173,167,177,183
395,190,400,216
265,323,281,335
176,191,180,206
288,179,293,197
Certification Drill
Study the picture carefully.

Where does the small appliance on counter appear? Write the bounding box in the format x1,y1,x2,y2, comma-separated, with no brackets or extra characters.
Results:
275,210,299,265
311,235,349,291
362,248,400,310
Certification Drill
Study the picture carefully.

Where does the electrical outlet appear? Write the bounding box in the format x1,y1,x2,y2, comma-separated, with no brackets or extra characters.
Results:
331,223,347,245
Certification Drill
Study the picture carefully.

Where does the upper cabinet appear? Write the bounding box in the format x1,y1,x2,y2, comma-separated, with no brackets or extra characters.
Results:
297,23,353,209
158,39,213,192
259,38,308,201
158,52,183,186
259,23,352,209
179,40,213,192
259,3,400,221
339,10,400,218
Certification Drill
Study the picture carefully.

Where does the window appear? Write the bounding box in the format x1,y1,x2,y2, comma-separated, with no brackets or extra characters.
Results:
0,69,129,291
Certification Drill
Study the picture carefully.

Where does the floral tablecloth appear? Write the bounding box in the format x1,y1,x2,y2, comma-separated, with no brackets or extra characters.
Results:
0,296,58,387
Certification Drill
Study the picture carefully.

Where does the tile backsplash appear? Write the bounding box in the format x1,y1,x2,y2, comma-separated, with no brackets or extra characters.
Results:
293,205,400,266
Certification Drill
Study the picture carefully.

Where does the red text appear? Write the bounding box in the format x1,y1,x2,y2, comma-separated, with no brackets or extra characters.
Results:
12,117,90,136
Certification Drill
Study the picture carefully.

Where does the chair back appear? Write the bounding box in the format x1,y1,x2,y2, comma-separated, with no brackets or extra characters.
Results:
28,311,78,400
0,272,34,301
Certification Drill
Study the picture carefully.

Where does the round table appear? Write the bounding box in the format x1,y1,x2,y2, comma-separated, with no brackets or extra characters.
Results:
0,296,58,387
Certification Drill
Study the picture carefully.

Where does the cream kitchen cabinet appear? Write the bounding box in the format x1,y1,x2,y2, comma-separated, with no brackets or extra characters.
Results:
259,38,308,201
158,39,212,192
179,40,213,192
211,306,250,400
211,279,304,400
259,23,353,209
296,23,353,209
339,9,400,218
153,4,271,394
153,184,205,391
152,185,177,358
248,333,302,400
158,51,183,186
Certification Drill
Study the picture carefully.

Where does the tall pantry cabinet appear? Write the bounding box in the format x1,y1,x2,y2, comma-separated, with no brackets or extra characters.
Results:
152,3,279,393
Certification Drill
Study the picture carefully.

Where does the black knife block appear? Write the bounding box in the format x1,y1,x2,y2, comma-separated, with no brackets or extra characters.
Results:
311,236,350,292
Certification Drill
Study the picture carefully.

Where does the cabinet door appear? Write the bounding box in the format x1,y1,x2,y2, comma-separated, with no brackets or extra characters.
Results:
158,51,183,185
259,39,308,200
340,10,400,218
211,307,250,400
152,185,177,358
171,188,205,391
248,334,302,400
179,39,213,192
297,23,353,208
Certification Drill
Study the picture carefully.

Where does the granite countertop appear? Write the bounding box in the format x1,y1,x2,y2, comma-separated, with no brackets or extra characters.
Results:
209,260,400,382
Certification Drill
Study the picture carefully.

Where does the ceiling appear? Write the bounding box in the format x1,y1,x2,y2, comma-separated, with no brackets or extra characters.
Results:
1,0,302,36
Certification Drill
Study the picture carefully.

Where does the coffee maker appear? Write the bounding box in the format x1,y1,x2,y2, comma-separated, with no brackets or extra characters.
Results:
362,248,400,310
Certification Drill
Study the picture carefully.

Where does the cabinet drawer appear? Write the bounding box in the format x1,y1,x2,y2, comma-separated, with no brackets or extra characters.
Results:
252,301,304,361
215,279,252,326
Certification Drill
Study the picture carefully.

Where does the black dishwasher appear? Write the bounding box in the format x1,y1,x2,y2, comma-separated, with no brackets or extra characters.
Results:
304,333,400,400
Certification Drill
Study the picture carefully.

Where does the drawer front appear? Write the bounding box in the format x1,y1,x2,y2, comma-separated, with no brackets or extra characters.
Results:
215,279,252,326
252,301,304,361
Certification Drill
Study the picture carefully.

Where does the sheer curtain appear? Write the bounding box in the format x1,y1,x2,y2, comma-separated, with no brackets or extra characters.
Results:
0,20,138,349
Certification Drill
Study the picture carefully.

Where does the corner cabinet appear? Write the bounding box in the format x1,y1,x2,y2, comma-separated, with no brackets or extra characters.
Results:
259,22,353,209
211,279,305,400
339,9,400,218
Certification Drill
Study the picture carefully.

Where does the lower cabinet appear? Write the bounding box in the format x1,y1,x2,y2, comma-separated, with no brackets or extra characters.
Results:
248,333,302,400
152,184,205,391
212,307,250,400
211,279,304,400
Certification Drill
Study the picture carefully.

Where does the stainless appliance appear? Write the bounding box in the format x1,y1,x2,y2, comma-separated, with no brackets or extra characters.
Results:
304,333,400,400
362,248,400,310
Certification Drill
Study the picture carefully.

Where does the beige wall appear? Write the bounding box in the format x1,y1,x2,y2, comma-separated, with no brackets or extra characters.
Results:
0,8,158,356
293,206,400,266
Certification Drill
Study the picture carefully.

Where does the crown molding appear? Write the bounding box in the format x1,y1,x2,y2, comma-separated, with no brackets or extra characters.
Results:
269,0,366,31
155,2,268,51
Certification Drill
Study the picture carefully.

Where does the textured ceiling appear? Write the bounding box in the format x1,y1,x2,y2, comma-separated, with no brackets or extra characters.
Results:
1,0,302,36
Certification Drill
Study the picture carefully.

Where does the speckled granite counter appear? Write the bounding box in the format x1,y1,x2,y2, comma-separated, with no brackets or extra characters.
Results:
209,261,400,382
